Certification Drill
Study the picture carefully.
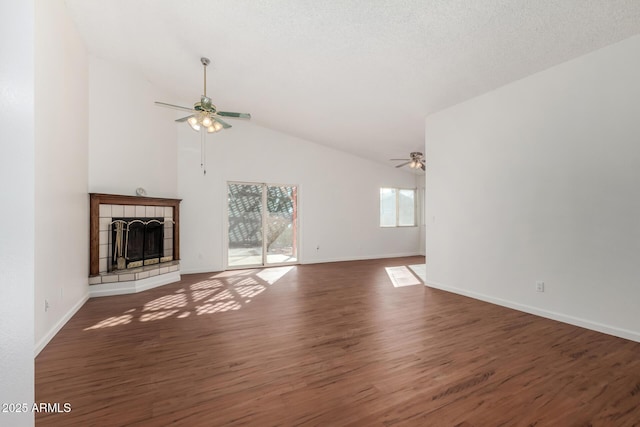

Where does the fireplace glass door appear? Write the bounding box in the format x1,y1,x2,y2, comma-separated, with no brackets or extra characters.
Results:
227,182,298,268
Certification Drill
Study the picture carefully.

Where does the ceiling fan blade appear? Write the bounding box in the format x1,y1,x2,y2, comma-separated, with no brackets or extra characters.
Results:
217,111,251,119
421,163,426,171
213,117,232,129
390,158,410,161
175,115,193,123
395,161,411,168
155,101,194,113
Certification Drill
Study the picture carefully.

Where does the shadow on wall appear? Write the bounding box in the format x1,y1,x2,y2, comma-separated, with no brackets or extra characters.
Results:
84,266,295,330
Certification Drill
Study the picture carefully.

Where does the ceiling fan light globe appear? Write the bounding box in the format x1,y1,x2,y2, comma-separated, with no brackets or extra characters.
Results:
187,116,198,125
202,116,212,127
187,116,201,132
206,125,216,133
213,121,223,131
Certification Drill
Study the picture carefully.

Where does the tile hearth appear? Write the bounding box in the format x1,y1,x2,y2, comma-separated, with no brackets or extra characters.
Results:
88,260,180,285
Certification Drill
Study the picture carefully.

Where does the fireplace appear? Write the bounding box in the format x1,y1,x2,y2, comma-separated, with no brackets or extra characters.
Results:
88,194,182,291
110,217,165,270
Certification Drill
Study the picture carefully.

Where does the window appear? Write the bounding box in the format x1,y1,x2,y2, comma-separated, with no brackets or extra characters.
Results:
380,188,416,227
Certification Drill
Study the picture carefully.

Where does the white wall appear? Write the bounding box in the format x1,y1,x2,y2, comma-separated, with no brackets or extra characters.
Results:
425,35,640,341
178,120,420,273
417,173,426,256
0,1,35,425
34,0,90,354
88,56,178,198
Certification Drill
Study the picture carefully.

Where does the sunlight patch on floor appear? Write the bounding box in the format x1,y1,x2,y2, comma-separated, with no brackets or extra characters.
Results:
212,270,254,278
256,266,294,285
196,300,242,315
235,284,266,298
140,309,179,322
190,279,225,290
191,289,217,302
207,289,235,302
84,266,296,330
84,314,133,330
408,264,426,283
144,294,187,311
385,266,421,287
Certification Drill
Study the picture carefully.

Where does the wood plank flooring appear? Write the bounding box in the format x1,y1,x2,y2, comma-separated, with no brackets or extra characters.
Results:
36,257,640,426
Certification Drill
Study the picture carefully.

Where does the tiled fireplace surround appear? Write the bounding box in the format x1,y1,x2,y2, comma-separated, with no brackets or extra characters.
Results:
89,193,182,297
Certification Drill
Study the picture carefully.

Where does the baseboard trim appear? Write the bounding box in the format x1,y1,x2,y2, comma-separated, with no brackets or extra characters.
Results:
302,252,422,265
35,293,89,357
180,266,223,275
425,279,640,343
89,271,181,298
181,254,423,272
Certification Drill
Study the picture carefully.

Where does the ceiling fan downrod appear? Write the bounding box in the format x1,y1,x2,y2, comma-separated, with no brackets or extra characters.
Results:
201,57,210,97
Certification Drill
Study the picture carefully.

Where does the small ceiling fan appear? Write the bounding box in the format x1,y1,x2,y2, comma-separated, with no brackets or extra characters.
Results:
390,152,425,171
155,57,251,133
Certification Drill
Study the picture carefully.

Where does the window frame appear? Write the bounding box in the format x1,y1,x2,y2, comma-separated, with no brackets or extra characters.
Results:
379,187,417,228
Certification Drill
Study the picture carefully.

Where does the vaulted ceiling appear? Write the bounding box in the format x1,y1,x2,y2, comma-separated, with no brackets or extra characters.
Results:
65,0,640,166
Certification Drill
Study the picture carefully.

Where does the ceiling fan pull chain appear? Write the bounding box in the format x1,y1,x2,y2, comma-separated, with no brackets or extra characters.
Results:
201,129,207,175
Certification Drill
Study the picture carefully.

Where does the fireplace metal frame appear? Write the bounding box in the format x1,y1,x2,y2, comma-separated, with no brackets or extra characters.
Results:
110,217,169,270
89,193,182,277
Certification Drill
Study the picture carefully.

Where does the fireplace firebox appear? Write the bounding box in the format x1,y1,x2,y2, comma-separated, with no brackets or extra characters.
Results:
111,217,165,270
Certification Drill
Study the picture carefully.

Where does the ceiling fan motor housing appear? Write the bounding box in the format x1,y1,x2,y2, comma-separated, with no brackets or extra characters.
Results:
195,96,216,113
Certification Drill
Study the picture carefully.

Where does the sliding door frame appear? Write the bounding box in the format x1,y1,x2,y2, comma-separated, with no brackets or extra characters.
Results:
224,181,299,270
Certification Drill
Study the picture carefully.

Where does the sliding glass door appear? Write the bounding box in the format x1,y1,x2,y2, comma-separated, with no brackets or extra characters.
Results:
227,182,298,268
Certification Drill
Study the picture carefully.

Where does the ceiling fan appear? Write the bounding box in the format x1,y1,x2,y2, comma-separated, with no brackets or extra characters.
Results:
155,57,251,133
390,152,425,171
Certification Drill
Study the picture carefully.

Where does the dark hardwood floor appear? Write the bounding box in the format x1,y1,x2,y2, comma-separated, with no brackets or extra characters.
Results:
36,257,640,426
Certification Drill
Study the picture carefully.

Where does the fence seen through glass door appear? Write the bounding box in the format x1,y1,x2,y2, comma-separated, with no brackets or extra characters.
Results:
227,182,298,267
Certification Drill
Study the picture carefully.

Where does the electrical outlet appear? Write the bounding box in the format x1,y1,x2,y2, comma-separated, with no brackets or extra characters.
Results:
316,245,320,251
536,281,545,292
45,299,50,312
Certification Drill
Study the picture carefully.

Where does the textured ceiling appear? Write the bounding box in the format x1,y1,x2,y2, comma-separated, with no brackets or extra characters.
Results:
64,0,640,167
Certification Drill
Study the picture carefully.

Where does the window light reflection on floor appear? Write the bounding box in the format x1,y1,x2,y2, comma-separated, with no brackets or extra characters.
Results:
84,314,133,330
206,289,235,302
191,289,217,302
140,309,179,322
234,284,266,299
83,266,295,330
190,279,225,291
143,293,188,311
196,300,242,315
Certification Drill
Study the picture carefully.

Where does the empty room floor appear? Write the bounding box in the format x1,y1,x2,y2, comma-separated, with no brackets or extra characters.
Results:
36,256,640,426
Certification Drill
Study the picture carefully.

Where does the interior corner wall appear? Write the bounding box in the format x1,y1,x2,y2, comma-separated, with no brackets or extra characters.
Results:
416,173,426,256
34,0,90,355
88,56,178,198
177,120,420,273
0,1,35,425
424,35,640,341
